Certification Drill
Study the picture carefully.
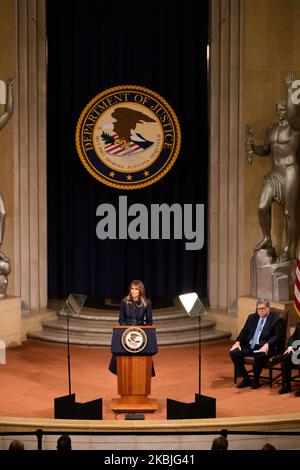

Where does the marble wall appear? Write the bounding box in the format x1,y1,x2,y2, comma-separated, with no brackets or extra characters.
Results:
243,0,300,295
209,0,300,316
0,0,16,295
0,0,47,311
1,0,300,316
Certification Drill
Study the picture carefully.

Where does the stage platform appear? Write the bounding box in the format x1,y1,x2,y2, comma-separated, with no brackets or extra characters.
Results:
0,339,300,449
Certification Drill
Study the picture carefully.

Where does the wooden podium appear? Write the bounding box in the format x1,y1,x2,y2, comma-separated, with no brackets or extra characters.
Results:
111,325,158,412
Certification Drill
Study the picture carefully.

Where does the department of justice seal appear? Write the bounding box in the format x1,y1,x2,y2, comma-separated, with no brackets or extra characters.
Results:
76,85,181,189
121,327,147,353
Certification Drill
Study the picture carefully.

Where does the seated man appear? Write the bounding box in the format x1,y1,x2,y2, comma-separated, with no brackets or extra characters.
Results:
230,299,282,389
278,321,300,396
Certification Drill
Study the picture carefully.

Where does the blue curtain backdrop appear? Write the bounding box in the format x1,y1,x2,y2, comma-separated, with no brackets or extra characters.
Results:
46,0,209,303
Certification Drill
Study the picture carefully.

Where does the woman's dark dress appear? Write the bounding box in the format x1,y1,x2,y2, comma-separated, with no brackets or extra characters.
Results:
109,299,155,375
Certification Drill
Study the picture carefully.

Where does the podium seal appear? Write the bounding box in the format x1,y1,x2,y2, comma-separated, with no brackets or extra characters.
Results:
76,85,181,189
121,327,148,353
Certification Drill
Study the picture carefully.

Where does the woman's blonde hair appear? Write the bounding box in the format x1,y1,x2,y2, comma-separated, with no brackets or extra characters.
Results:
125,279,148,307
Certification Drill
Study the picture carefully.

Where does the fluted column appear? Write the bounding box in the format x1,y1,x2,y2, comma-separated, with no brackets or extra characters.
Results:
208,0,245,311
14,0,47,310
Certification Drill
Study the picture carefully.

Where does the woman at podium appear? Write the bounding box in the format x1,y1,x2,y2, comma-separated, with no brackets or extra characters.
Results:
109,279,154,374
119,280,153,326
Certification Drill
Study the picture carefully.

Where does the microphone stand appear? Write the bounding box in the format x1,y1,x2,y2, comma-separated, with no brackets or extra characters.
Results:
166,296,216,419
198,313,201,396
193,302,203,397
65,298,76,396
66,302,72,396
54,294,103,420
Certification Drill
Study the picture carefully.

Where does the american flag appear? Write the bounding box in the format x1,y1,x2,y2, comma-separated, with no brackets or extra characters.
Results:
104,133,145,156
105,140,144,156
294,258,300,315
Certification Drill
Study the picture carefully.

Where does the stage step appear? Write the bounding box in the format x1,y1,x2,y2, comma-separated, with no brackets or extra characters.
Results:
27,305,231,347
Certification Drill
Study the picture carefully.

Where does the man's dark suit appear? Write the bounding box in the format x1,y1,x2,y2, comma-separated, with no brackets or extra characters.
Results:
281,322,300,386
230,311,283,383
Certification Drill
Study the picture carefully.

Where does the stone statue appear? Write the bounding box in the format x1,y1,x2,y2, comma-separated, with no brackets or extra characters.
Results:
246,73,300,263
0,77,14,298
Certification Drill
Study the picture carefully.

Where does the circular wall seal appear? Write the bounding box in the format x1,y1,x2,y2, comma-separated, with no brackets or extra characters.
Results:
121,327,148,353
76,85,181,189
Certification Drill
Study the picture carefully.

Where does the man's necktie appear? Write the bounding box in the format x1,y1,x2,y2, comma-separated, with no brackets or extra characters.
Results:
250,317,265,349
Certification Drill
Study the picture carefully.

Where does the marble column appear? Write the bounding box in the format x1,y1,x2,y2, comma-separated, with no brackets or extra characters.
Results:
208,0,245,312
14,0,47,310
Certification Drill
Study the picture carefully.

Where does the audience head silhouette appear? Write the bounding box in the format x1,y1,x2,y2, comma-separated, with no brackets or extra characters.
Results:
8,440,25,451
261,443,276,450
57,434,72,451
211,435,228,451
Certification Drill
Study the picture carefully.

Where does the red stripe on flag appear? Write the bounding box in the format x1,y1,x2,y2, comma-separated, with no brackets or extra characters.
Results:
126,145,142,155
294,259,300,316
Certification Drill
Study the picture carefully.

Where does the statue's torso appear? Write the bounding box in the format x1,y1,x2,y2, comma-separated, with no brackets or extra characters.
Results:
268,123,300,171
